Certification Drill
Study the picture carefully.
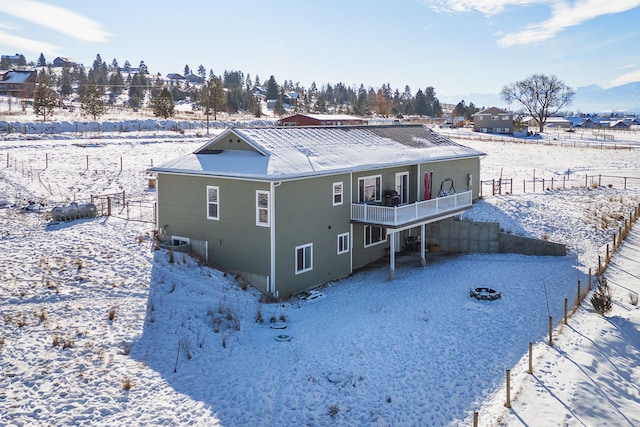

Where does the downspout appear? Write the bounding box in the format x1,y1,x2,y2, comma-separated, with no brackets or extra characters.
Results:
349,172,353,274
270,181,281,298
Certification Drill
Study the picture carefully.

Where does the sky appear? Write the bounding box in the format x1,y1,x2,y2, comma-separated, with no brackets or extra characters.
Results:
1,0,640,97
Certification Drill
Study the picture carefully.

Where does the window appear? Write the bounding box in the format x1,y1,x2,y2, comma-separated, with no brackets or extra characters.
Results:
358,175,382,203
491,115,499,121
333,182,343,206
477,116,484,121
295,243,313,274
364,226,386,247
337,233,350,254
256,190,270,226
206,186,219,220
171,236,190,246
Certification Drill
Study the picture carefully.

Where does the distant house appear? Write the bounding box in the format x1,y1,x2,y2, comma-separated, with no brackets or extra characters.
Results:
184,73,204,84
279,113,367,126
166,73,185,83
522,116,571,130
567,117,595,128
471,107,513,134
1,53,22,67
52,57,76,68
149,125,484,299
0,70,37,98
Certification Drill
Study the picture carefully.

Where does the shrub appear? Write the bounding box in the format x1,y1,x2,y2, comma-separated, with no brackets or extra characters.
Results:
122,377,132,390
108,308,116,321
591,278,613,316
629,292,638,306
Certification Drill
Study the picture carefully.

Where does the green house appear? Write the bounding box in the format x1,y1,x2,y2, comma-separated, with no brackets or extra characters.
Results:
149,125,484,299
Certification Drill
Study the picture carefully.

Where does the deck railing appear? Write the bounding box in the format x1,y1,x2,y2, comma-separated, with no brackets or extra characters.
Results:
351,191,472,227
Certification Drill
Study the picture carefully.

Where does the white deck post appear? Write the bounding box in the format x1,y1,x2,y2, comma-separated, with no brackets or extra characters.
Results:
420,224,426,267
389,232,396,281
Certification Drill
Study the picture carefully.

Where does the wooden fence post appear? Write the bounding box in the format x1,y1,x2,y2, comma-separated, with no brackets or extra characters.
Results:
564,298,568,324
473,411,478,427
107,197,112,216
548,316,553,346
577,280,581,305
505,369,511,408
528,342,533,374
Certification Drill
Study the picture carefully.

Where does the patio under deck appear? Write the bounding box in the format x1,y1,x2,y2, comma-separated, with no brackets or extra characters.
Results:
351,191,474,280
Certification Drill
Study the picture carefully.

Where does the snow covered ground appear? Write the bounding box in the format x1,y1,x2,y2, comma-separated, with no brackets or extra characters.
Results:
1,122,639,426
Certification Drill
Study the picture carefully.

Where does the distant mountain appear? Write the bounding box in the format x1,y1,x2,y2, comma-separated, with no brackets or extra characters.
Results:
441,81,640,115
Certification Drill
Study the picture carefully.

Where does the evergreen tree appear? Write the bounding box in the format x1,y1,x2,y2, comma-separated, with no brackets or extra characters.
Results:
591,278,613,316
109,67,125,101
37,53,46,67
59,67,73,97
81,81,107,120
197,65,206,79
33,70,58,121
184,64,190,76
0,56,11,69
414,89,428,116
128,73,144,108
200,75,226,131
266,75,279,100
353,84,369,116
151,86,175,119
17,54,27,66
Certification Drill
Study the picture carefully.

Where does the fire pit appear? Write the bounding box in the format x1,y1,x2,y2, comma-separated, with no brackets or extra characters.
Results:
470,287,501,301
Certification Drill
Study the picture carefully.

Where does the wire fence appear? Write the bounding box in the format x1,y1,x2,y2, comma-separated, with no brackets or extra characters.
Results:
480,172,640,197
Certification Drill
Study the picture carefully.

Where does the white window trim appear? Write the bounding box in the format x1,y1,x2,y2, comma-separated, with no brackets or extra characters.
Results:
256,190,270,227
358,174,382,203
171,235,190,246
295,243,313,274
364,225,387,248
395,171,409,204
332,181,343,206
337,232,350,254
206,185,219,220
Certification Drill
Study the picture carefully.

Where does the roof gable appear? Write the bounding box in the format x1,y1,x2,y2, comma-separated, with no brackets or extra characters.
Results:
473,107,510,116
194,129,269,155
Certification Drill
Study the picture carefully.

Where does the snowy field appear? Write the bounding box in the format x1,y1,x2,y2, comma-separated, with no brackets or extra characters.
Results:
1,121,639,426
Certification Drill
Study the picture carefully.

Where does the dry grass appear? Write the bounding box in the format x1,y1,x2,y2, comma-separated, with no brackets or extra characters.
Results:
122,376,132,390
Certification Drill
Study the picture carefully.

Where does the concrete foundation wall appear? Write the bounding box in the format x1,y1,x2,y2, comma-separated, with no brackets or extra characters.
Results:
426,219,566,257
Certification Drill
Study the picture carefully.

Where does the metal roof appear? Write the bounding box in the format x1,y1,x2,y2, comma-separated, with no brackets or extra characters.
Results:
150,125,484,181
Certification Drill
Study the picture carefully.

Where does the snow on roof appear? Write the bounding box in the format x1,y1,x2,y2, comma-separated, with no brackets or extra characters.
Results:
150,125,485,181
0,70,35,84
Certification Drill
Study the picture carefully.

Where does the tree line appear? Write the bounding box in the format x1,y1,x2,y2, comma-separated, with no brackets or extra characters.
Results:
26,53,451,122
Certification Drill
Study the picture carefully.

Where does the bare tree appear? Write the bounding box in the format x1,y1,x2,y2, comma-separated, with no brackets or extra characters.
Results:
501,74,574,133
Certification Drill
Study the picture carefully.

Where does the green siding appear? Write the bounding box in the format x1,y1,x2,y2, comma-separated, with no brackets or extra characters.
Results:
273,174,352,297
156,174,271,276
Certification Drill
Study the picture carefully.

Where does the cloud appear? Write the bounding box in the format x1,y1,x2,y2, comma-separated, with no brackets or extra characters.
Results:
0,30,59,55
0,0,109,42
424,0,640,46
423,0,549,15
498,0,640,46
609,68,640,87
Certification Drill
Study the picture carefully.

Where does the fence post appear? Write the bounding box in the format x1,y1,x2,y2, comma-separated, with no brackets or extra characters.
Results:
548,316,553,346
107,197,112,216
564,298,568,324
577,280,581,305
528,342,533,374
473,411,478,427
505,369,511,408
